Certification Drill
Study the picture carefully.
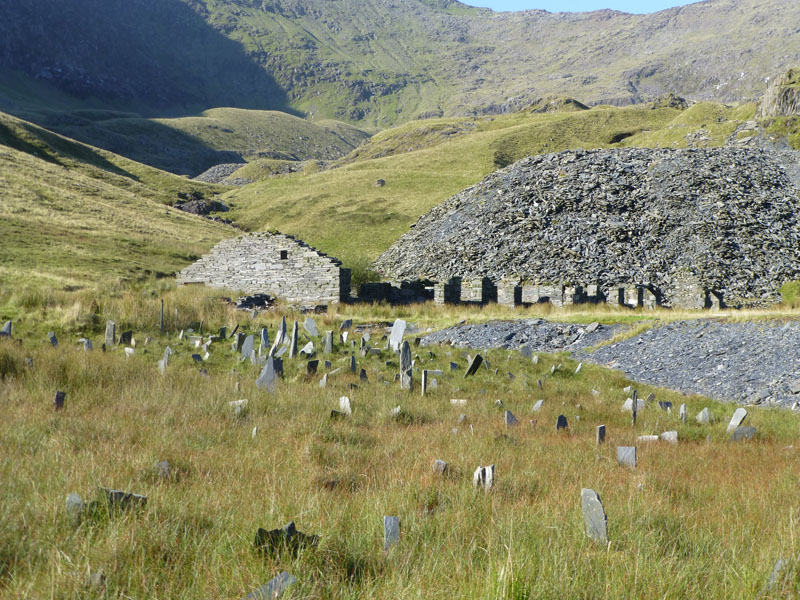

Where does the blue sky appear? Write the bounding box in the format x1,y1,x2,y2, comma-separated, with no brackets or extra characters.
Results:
462,0,697,13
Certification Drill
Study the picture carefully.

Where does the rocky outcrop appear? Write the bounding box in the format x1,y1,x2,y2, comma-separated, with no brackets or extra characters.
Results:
374,147,800,307
757,68,800,118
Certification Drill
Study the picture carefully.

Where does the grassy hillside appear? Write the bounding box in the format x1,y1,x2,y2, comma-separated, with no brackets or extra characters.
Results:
32,107,370,176
0,110,235,292
224,103,711,266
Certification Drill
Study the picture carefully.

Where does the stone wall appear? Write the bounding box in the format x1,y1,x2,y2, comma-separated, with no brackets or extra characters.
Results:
177,232,350,305
429,274,716,310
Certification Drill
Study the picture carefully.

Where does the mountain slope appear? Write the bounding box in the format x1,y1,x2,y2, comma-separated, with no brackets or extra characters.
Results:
0,110,234,290
1,0,799,128
34,107,370,176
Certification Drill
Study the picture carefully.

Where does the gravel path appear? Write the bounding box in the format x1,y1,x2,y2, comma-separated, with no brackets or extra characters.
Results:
421,318,800,408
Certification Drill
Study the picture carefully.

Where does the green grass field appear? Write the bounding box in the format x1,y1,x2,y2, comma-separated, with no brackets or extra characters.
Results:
1,289,800,598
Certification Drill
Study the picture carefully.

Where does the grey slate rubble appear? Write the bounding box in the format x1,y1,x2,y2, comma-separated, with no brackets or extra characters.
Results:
422,319,615,353
374,147,800,307
581,319,800,407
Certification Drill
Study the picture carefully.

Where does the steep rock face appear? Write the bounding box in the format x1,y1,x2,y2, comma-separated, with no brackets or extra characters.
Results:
374,148,800,305
757,68,800,118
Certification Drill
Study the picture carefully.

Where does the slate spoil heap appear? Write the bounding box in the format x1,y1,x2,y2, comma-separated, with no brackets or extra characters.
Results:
374,148,800,306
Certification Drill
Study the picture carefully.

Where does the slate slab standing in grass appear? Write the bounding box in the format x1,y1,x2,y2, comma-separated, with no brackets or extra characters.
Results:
581,488,608,544
105,321,115,346
241,335,254,360
464,354,483,377
389,319,407,352
304,317,319,337
596,424,606,445
617,446,637,468
254,522,319,557
384,516,400,551
324,331,333,354
259,328,269,353
504,410,518,427
256,357,277,392
473,465,494,491
726,407,748,433
65,493,85,525
0,320,10,337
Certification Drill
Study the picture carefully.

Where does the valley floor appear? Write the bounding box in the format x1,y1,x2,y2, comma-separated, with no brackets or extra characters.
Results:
2,289,800,598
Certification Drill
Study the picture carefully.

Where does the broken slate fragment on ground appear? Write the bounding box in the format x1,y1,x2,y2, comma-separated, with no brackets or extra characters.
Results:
731,426,757,441
254,521,319,557
102,488,147,510
244,572,297,600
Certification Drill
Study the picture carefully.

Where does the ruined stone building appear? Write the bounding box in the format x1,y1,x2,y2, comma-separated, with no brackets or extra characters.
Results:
177,232,350,305
374,147,800,310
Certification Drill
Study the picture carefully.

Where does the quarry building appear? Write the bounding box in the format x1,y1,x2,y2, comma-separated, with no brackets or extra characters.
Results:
177,232,350,305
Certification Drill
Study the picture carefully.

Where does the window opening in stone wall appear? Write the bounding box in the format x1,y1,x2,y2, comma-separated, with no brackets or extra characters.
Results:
280,250,288,260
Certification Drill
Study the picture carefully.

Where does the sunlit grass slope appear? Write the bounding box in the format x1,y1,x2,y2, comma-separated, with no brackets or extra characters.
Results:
0,110,234,292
